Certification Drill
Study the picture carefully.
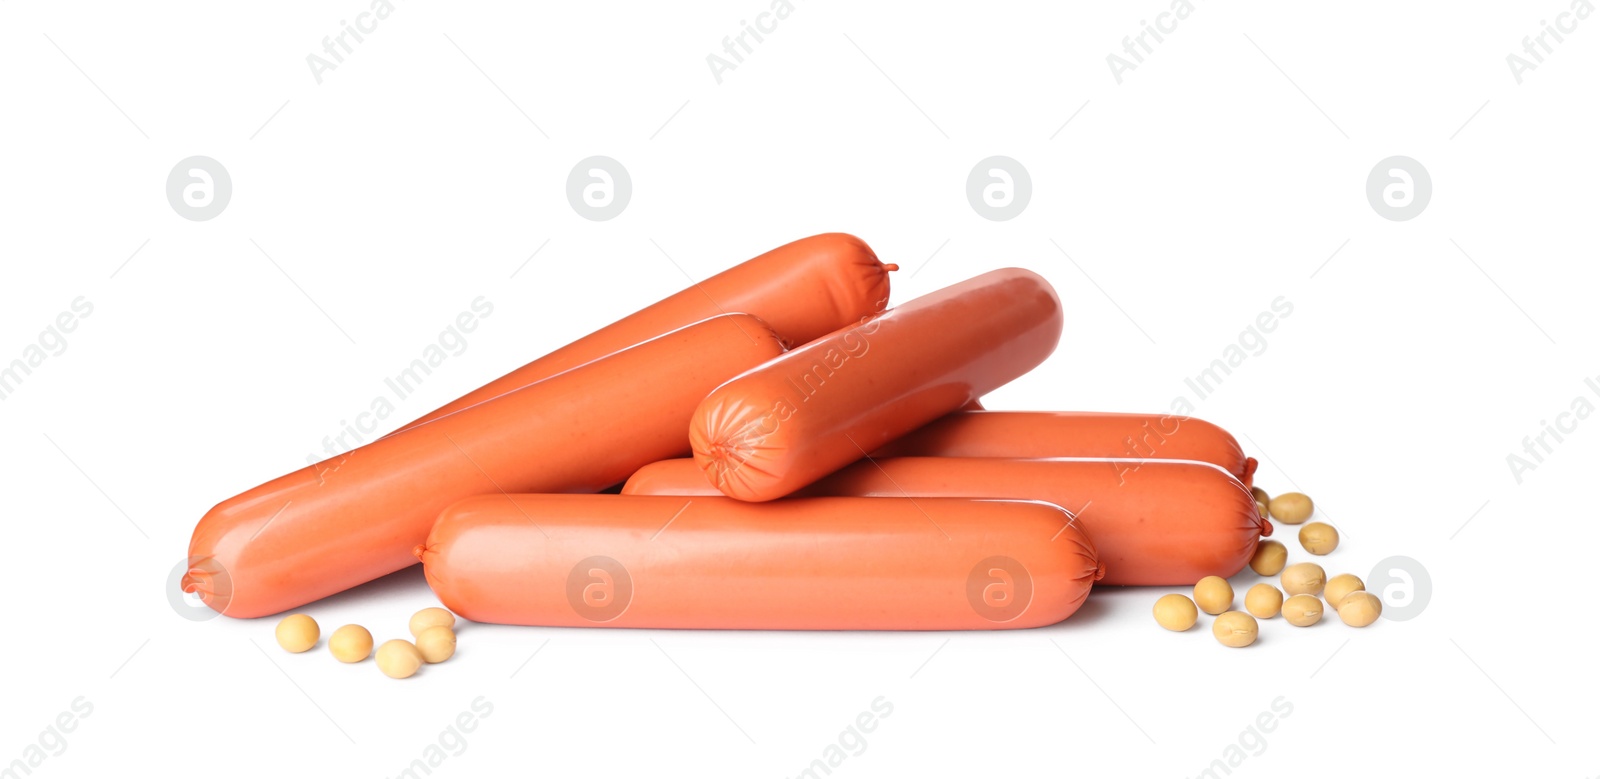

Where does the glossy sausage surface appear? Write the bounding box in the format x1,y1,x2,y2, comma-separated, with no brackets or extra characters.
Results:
872,410,1258,488
418,494,1102,630
623,456,1269,586
689,268,1063,502
184,314,785,618
390,233,891,435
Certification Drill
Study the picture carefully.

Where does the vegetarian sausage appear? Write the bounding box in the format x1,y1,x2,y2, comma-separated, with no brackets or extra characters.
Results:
689,268,1063,502
389,233,892,435
623,456,1270,586
871,410,1258,488
183,314,786,618
416,494,1103,630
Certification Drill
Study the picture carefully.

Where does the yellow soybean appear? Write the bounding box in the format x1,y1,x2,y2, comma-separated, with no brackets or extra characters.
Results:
1212,611,1259,648
1298,522,1339,555
1244,584,1283,619
1269,492,1314,524
1249,541,1288,576
1153,594,1199,631
409,607,456,638
415,626,457,664
1283,594,1323,627
329,624,373,663
274,614,319,653
1193,576,1234,615
376,639,423,679
1337,592,1383,627
1324,574,1364,609
1281,562,1326,596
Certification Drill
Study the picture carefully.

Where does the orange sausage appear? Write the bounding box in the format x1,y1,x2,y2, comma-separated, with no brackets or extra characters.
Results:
183,314,785,618
689,268,1062,502
417,494,1103,630
872,410,1259,488
623,457,1270,586
389,233,892,435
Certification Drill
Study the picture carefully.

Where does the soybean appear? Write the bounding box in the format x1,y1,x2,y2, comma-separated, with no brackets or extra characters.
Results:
1269,492,1314,524
1337,592,1383,627
1282,594,1323,627
376,639,424,679
274,614,319,653
1153,594,1199,632
1249,541,1288,576
1281,562,1326,596
1193,576,1234,615
329,624,373,663
415,626,457,664
1212,611,1259,648
1324,574,1364,609
409,607,456,638
1244,584,1283,619
1298,522,1339,555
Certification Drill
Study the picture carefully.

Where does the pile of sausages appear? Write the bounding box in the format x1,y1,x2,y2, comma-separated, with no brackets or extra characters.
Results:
184,234,1271,630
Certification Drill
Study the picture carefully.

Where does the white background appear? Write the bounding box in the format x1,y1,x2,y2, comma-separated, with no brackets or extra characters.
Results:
2,1,1596,777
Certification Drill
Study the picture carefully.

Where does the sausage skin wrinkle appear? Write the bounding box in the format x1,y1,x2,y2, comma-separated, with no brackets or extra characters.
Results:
418,494,1103,630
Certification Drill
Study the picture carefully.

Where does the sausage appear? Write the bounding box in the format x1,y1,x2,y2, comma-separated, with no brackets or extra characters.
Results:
871,410,1258,488
388,233,892,435
622,456,1270,586
688,268,1063,502
416,494,1103,630
183,314,786,618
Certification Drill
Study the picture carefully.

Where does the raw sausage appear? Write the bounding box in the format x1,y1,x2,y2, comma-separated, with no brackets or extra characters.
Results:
625,456,1265,585
417,494,1103,630
872,410,1258,488
689,268,1062,502
183,314,785,618
187,314,785,618
389,233,892,435
623,456,1269,585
